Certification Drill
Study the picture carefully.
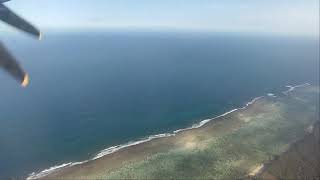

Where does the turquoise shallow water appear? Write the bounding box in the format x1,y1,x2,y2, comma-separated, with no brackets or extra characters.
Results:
0,32,319,179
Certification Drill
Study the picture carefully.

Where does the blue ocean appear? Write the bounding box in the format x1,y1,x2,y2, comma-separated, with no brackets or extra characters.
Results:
0,32,319,179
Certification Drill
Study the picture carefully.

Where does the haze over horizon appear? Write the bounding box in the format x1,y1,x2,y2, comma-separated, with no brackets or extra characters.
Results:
0,0,319,37
1,1,319,179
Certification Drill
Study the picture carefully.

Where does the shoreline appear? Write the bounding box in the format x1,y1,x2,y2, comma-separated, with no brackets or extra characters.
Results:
27,83,311,179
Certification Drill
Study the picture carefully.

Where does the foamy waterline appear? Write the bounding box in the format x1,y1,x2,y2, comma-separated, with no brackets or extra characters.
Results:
282,83,310,95
27,83,310,180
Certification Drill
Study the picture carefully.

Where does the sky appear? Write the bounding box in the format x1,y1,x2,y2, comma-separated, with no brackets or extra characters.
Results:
1,0,319,36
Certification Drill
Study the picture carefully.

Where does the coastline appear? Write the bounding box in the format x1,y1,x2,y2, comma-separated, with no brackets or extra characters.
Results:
27,83,312,179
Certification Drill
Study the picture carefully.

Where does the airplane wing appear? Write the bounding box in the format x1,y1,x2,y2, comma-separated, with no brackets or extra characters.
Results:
0,3,41,39
0,42,29,87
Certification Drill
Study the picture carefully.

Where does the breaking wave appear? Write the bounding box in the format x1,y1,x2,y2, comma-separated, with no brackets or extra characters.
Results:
282,83,310,95
27,83,310,179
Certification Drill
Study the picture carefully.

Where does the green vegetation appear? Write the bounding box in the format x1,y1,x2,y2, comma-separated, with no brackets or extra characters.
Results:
104,87,319,179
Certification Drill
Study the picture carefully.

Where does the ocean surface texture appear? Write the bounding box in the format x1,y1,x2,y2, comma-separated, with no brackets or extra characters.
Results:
0,32,319,179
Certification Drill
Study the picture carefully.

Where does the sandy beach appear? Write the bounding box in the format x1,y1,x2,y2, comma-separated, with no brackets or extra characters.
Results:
29,84,319,179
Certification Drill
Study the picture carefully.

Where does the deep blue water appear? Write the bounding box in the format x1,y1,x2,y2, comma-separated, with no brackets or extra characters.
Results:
0,32,319,179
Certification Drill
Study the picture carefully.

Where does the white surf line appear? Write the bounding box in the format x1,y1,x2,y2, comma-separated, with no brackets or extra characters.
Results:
27,83,310,179
27,134,174,180
174,96,264,134
282,83,310,95
92,133,173,160
27,96,262,180
267,93,277,97
27,162,87,180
